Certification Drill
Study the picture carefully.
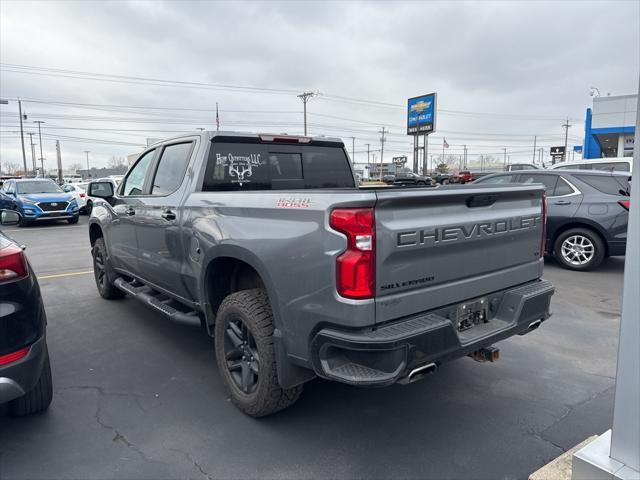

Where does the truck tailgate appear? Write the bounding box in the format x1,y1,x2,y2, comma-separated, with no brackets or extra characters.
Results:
375,185,545,323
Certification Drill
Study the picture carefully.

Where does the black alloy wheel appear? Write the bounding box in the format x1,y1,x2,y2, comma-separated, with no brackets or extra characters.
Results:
223,317,260,394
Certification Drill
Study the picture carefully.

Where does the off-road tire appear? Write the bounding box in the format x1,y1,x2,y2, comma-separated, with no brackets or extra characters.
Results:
86,201,93,215
553,227,605,271
92,238,125,299
10,350,53,416
214,288,302,417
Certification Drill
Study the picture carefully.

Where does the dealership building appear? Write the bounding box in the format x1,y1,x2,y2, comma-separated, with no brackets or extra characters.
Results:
583,94,636,159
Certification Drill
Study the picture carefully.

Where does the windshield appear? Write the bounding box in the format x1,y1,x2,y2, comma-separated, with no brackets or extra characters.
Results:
16,181,63,194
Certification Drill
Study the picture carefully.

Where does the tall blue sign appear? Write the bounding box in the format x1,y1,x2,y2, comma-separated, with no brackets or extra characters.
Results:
407,93,437,135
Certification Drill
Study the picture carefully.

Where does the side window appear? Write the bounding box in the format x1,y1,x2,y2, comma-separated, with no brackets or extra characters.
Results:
552,177,574,196
151,142,194,196
554,165,571,170
6,181,15,194
122,150,155,196
477,175,515,184
517,173,558,196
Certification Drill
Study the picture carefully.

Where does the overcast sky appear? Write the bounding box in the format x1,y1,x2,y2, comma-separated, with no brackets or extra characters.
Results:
1,0,638,171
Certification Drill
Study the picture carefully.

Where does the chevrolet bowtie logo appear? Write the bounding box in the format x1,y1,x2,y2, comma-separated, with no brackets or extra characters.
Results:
410,101,431,113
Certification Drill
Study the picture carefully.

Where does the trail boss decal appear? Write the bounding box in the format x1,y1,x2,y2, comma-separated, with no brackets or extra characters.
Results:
276,197,311,209
216,153,263,185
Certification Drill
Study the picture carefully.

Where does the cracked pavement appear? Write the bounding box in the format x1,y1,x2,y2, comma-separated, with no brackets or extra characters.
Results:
0,217,622,479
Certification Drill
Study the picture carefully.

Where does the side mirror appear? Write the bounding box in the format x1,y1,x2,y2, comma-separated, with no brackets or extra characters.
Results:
0,209,21,226
89,181,114,199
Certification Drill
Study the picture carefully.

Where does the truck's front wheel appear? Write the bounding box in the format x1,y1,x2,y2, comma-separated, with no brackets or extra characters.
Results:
214,289,302,417
92,238,125,299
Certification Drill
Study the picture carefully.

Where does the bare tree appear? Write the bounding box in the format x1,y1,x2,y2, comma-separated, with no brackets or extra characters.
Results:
68,163,83,173
107,156,126,169
4,161,20,174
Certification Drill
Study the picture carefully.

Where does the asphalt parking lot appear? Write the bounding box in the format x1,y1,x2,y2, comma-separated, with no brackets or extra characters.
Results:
0,216,623,480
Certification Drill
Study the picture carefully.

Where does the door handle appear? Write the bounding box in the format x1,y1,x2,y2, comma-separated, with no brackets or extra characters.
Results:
553,200,572,205
126,207,136,216
161,209,176,221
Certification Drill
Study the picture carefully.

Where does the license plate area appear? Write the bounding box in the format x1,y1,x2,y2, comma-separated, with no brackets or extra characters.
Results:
454,297,488,332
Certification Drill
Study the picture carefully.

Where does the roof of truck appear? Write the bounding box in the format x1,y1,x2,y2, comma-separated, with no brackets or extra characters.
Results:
147,130,344,147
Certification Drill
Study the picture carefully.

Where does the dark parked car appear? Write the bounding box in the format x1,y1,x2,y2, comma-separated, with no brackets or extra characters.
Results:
432,172,453,184
393,171,432,186
474,170,630,271
0,210,52,416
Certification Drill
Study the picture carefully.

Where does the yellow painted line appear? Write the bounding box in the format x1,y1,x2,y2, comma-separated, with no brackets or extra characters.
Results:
38,270,93,280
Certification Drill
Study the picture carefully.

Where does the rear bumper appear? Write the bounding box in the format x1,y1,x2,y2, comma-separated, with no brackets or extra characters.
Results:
608,240,627,256
0,335,47,404
310,279,554,386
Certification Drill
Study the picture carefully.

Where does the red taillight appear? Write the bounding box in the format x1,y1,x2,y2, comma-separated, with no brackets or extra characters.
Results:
0,346,30,366
618,199,630,211
79,193,86,198
330,208,375,299
0,244,28,283
540,195,547,257
259,134,311,144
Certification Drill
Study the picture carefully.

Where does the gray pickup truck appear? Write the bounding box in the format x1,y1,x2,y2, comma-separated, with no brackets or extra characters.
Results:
88,131,554,417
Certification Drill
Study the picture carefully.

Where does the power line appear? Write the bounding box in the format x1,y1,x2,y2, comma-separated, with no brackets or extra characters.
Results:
1,64,583,121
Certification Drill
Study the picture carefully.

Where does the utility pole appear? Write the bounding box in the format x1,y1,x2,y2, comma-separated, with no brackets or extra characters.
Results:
378,127,387,180
297,91,315,136
463,145,468,168
532,135,537,163
84,151,91,177
18,99,27,174
351,137,355,164
503,147,507,167
562,118,571,162
365,143,370,167
56,141,63,184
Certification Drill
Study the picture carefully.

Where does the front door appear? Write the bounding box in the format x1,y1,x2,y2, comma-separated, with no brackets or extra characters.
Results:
134,140,196,300
108,149,156,274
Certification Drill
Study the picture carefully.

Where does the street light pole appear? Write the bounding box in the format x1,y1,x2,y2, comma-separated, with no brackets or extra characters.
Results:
27,132,36,174
84,151,91,177
34,120,45,175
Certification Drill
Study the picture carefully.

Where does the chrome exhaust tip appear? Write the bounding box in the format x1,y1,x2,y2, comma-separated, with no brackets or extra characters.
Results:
528,319,543,331
407,362,437,383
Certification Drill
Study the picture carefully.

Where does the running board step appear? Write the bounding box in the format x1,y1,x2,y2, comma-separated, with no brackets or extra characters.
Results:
113,277,200,324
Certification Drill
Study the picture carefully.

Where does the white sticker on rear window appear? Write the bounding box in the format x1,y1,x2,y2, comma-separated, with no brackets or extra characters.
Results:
216,153,263,185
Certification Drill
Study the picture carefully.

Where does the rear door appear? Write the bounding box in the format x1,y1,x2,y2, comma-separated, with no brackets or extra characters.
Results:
374,184,545,322
135,139,197,298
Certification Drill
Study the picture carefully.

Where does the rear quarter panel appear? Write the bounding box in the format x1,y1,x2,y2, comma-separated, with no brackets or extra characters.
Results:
182,190,377,363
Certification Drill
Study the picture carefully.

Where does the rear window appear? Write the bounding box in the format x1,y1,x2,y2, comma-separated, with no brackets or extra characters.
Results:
575,174,631,196
596,162,630,172
202,142,355,191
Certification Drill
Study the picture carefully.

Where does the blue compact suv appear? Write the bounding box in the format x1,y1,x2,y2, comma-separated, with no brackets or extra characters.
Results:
0,178,79,227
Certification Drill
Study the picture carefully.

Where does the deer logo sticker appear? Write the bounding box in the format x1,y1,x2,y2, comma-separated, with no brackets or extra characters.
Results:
216,153,263,186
